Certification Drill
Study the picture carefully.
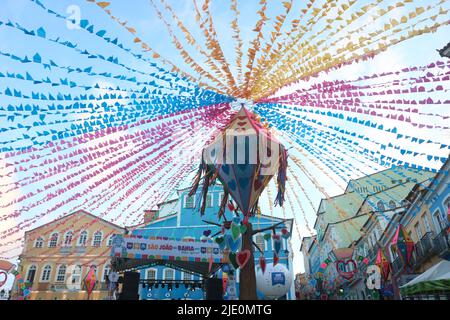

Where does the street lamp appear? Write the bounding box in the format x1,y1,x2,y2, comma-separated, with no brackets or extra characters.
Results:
437,42,450,58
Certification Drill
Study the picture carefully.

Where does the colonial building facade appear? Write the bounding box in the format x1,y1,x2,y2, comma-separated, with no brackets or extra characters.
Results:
130,184,295,300
300,166,438,299
13,210,124,300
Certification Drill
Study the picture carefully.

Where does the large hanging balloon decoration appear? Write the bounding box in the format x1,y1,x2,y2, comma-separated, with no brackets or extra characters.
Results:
191,106,290,299
189,106,287,219
256,263,293,300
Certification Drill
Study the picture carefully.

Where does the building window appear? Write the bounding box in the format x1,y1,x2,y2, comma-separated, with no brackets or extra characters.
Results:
63,231,73,246
107,235,115,247
377,201,385,212
26,265,37,283
146,269,157,280
401,199,409,207
388,200,396,209
163,268,174,280
206,194,213,208
78,231,88,246
40,265,52,282
35,237,44,248
56,265,67,283
254,234,266,251
423,214,432,233
48,233,59,248
103,265,111,282
182,272,193,281
92,231,103,247
433,209,445,232
184,195,195,208
414,222,423,241
71,265,82,285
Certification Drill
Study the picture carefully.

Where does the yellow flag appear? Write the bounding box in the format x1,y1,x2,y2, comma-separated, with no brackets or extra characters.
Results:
97,1,110,8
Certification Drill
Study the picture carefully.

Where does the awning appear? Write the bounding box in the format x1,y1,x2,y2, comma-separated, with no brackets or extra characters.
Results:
400,260,450,296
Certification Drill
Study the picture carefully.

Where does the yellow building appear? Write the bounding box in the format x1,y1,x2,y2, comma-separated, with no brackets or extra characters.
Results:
13,210,124,300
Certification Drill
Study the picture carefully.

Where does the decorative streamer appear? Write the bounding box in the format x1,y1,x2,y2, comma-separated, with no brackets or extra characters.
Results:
189,0,239,95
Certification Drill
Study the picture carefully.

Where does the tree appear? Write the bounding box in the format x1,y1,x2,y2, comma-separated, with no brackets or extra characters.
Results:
204,206,290,300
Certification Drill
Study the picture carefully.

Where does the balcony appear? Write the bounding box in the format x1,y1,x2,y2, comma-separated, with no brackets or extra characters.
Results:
391,256,404,276
391,230,449,277
34,281,109,292
59,246,87,255
412,232,435,266
433,229,450,258
50,282,80,292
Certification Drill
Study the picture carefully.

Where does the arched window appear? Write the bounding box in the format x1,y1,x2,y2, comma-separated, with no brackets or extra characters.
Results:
254,234,266,251
35,237,44,248
146,268,157,280
377,201,385,212
63,231,73,246
26,265,37,283
433,209,445,232
444,196,450,210
71,265,82,285
92,231,103,247
48,233,59,248
219,192,225,205
388,200,396,209
205,194,213,207
40,265,52,282
78,231,88,246
163,268,174,280
102,265,111,282
184,195,195,208
55,265,67,282
182,272,193,281
107,235,115,247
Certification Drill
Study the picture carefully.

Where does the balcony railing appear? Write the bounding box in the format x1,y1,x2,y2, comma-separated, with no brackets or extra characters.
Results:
59,246,87,255
413,232,435,266
34,281,109,292
391,256,404,276
390,230,449,277
433,229,450,257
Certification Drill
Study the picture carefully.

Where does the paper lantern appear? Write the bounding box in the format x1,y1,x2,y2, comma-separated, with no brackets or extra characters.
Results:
84,265,97,298
391,224,414,266
190,106,287,218
375,248,391,282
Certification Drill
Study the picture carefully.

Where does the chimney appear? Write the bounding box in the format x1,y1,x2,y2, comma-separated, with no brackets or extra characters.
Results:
144,209,159,224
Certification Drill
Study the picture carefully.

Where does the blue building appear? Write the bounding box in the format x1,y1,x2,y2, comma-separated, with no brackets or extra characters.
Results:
130,184,295,300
